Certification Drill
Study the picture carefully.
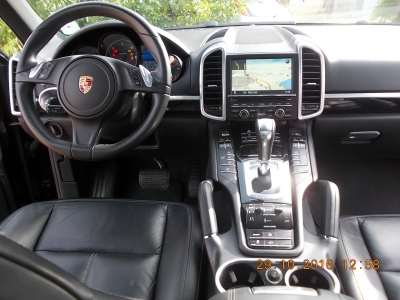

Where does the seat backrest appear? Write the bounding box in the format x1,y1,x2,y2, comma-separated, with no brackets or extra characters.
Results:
0,235,121,300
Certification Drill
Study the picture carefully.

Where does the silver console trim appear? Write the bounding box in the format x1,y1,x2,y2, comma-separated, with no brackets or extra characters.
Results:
242,159,291,201
9,56,22,117
170,95,200,101
325,92,400,99
200,42,227,121
215,258,341,294
252,286,318,296
284,266,341,294
297,41,326,120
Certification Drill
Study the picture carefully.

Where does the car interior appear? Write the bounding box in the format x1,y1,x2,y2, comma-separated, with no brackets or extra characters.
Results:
0,0,400,299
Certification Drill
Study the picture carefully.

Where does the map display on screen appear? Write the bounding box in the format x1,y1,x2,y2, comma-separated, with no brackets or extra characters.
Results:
231,58,292,95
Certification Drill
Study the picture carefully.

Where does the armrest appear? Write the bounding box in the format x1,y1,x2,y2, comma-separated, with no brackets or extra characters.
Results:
198,180,218,237
303,180,340,238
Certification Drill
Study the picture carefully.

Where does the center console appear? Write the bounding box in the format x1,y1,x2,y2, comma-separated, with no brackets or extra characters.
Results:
198,26,347,299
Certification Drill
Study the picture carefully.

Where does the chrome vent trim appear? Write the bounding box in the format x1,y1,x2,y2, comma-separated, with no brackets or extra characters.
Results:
298,42,325,120
9,56,21,116
200,42,226,121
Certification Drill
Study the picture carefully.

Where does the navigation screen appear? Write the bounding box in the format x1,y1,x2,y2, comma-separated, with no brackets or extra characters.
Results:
231,58,292,95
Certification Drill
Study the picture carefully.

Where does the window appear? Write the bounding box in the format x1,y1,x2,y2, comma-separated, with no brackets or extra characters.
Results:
0,18,22,57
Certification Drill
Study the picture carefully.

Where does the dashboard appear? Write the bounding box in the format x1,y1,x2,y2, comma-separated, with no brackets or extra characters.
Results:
9,22,400,123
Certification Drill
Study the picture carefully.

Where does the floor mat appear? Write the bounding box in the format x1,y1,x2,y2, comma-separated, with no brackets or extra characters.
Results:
317,159,400,216
125,181,182,202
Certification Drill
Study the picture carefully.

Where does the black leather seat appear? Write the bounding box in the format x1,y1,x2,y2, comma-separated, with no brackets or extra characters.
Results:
0,199,202,300
337,215,400,300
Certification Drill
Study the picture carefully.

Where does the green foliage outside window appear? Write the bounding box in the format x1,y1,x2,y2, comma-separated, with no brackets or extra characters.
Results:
27,0,246,28
0,19,22,56
0,0,245,56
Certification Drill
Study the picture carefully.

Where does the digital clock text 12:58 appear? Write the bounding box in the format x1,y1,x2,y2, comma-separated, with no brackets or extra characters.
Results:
342,259,380,270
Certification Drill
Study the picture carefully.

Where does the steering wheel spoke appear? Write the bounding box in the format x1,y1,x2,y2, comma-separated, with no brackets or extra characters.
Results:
71,118,102,160
16,56,76,86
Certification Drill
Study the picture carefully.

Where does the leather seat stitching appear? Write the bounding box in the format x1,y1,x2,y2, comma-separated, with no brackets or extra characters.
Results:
178,205,193,300
82,252,96,284
33,204,55,251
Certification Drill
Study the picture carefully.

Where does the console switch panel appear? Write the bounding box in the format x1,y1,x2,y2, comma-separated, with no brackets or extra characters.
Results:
244,203,294,249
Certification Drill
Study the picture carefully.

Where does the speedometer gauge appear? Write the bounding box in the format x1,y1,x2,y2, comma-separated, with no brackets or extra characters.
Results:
141,48,183,82
100,33,138,66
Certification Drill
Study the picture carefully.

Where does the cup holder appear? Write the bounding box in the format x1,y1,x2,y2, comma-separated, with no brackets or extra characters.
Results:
219,263,264,290
285,266,337,291
216,260,341,293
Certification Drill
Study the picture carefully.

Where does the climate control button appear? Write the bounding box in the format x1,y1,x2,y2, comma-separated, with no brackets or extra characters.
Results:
239,109,250,119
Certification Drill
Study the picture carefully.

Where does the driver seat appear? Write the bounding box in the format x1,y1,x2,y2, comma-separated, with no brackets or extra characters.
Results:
0,199,202,300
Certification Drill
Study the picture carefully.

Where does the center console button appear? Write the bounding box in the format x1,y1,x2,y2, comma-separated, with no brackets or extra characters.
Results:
263,231,277,238
220,165,236,173
264,239,277,246
282,205,293,229
263,215,275,227
277,230,293,239
266,268,283,284
292,166,309,174
277,240,292,246
291,149,300,155
257,109,266,118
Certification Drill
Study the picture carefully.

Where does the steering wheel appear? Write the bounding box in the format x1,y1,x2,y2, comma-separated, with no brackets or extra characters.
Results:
15,2,171,160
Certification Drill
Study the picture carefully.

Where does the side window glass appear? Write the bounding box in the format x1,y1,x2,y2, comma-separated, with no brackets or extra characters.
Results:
0,18,22,56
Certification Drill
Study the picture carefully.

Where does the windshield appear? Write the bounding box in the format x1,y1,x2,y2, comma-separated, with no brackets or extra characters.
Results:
26,0,400,28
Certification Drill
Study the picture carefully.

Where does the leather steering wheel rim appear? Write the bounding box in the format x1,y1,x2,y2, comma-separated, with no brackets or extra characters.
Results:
16,2,171,160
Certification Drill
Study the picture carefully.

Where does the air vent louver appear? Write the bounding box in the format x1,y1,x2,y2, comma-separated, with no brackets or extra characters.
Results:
9,57,20,116
301,47,322,116
202,50,223,118
206,29,228,43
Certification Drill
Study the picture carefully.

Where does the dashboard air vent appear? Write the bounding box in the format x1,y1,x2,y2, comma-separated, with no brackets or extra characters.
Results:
206,29,228,43
202,49,223,118
8,57,20,116
301,47,324,117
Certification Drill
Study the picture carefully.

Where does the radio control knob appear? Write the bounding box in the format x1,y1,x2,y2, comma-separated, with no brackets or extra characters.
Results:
239,109,249,119
275,109,285,118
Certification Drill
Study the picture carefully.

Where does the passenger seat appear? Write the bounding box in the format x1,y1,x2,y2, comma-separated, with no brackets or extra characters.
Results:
337,215,400,300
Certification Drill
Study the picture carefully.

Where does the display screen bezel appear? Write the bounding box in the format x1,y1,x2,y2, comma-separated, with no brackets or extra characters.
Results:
227,54,298,97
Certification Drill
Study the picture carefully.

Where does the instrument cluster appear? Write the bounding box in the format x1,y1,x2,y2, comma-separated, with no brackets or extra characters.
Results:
72,32,183,82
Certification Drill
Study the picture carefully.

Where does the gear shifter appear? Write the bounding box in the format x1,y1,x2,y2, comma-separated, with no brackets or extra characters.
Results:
252,118,276,193
256,118,276,176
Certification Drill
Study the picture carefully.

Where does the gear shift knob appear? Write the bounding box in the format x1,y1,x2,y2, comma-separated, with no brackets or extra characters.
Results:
256,118,276,176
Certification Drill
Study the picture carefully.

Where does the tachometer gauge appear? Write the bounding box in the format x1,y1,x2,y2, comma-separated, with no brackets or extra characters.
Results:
169,54,183,82
100,33,138,66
